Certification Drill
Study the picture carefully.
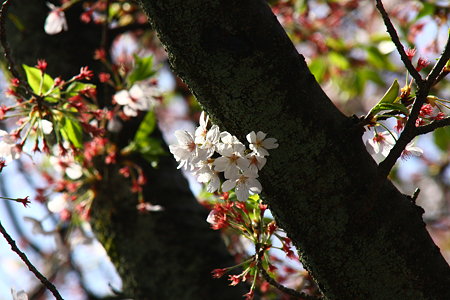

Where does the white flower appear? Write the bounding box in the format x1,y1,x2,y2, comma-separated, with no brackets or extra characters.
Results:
246,131,278,156
401,141,423,160
113,83,158,117
169,130,207,170
365,130,396,159
195,161,220,193
49,156,83,180
0,130,20,163
217,131,246,154
222,168,262,201
65,163,83,179
199,124,220,158
194,111,210,144
44,3,68,35
11,288,28,300
213,145,250,179
41,119,53,134
47,194,69,213
246,152,267,174
206,209,218,225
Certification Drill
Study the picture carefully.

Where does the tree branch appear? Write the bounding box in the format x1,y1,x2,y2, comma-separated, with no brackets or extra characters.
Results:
426,37,450,85
256,259,321,300
377,87,428,179
375,0,424,85
415,117,450,136
0,220,64,300
376,23,450,179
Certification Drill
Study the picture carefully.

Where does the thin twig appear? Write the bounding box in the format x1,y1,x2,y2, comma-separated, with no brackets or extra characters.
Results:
432,69,449,86
426,38,450,85
375,0,424,85
0,220,64,300
374,0,450,179
256,261,321,300
377,87,428,179
415,117,450,136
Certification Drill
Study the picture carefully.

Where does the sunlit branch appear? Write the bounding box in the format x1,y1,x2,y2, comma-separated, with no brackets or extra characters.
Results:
375,0,424,85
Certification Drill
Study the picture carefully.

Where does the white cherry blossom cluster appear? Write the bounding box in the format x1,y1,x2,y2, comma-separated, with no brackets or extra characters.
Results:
169,112,278,201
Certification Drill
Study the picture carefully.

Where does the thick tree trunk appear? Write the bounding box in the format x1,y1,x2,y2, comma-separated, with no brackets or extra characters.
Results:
5,1,244,299
139,0,450,298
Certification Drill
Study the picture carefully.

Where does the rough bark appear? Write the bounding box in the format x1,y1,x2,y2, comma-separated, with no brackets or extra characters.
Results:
91,129,245,299
139,0,450,299
4,1,244,299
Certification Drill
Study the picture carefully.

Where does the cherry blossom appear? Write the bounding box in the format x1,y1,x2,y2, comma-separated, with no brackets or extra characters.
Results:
246,152,267,174
169,111,278,201
0,130,21,162
44,3,68,35
364,129,423,163
402,142,423,159
365,130,396,158
222,168,262,201
40,119,54,135
200,125,220,158
113,83,159,117
213,145,249,179
246,131,279,156
217,131,246,154
169,130,207,170
194,111,210,144
194,161,220,193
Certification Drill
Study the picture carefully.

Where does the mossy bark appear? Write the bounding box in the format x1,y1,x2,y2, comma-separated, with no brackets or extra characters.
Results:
139,0,450,298
4,1,244,299
90,131,245,299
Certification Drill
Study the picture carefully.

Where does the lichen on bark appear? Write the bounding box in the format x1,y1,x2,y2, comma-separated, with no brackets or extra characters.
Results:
139,0,450,298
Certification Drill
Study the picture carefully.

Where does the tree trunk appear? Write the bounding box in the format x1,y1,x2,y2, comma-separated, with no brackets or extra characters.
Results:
5,1,244,299
139,0,450,298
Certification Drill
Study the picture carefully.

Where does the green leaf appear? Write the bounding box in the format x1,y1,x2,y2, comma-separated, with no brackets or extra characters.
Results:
129,111,165,164
22,64,57,96
380,80,400,104
134,111,156,143
433,127,450,152
59,116,83,148
66,82,96,98
370,102,410,116
127,55,156,86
